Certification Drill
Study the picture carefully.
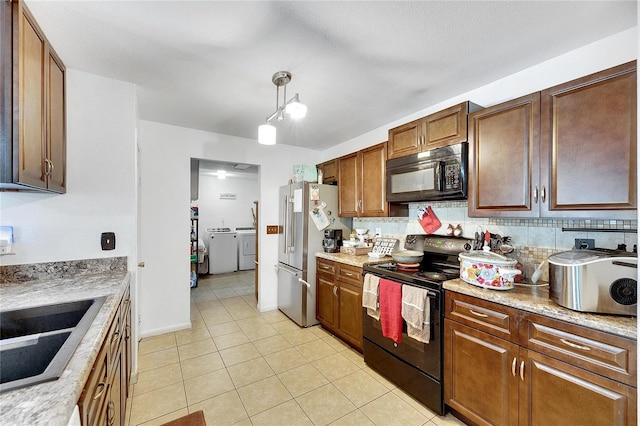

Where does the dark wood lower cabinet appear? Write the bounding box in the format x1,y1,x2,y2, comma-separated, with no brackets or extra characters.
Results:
444,291,636,426
79,285,131,426
316,258,363,351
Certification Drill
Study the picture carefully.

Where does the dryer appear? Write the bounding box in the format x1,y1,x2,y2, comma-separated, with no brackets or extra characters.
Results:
236,227,256,270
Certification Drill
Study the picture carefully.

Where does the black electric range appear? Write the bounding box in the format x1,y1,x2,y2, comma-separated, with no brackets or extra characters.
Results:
362,234,472,416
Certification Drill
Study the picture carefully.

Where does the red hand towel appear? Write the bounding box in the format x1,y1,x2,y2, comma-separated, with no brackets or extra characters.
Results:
379,279,403,343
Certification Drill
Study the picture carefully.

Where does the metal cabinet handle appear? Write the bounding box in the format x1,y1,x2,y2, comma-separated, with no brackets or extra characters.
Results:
468,309,488,318
333,286,338,296
560,338,591,351
520,360,525,381
541,186,546,203
298,278,311,289
511,357,517,377
93,382,106,400
533,186,539,203
344,272,354,277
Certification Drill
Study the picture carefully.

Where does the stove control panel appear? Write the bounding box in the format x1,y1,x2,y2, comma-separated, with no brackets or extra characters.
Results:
405,234,472,254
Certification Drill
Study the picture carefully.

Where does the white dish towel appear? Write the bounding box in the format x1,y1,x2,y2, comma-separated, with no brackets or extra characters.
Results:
362,274,380,320
401,285,431,343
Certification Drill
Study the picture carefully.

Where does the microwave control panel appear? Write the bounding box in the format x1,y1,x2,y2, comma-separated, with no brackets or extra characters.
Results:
444,160,461,190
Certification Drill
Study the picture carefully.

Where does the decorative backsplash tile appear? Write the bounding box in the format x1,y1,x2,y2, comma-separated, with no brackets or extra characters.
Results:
355,201,637,281
0,257,128,284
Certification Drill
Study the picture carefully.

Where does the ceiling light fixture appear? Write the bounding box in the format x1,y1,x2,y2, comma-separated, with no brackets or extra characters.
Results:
258,71,307,145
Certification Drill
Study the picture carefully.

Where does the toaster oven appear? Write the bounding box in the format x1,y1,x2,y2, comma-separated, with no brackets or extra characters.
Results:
548,249,637,316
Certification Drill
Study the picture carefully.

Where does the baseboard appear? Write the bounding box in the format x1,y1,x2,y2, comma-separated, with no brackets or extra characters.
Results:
139,321,192,339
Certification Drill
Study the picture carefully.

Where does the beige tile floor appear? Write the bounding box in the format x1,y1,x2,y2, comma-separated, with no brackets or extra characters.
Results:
126,271,467,426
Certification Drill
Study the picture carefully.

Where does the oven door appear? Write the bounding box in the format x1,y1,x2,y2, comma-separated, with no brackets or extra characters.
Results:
362,286,441,379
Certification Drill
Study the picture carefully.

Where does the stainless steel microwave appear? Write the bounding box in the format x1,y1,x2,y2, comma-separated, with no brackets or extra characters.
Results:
386,142,468,203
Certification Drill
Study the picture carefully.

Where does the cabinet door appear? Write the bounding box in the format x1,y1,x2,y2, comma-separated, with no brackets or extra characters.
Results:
425,102,468,149
468,93,540,218
520,349,637,426
540,61,636,219
359,142,388,217
444,319,519,426
338,152,359,217
337,282,363,350
108,353,122,426
17,4,47,190
388,119,423,159
46,50,65,192
316,273,338,328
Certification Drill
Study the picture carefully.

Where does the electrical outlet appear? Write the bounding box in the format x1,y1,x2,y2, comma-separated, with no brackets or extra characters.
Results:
266,225,280,235
575,238,595,249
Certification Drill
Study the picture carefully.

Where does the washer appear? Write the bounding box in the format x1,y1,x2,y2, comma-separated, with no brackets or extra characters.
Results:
235,227,256,271
206,228,238,274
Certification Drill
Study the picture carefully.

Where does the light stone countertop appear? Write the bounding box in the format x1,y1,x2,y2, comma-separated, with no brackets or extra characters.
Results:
315,251,390,268
0,272,131,426
444,278,637,340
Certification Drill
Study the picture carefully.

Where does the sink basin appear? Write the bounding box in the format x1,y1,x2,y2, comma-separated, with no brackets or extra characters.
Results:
0,296,107,393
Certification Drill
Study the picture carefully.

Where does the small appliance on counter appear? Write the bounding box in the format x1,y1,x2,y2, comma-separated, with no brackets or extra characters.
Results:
322,229,343,253
548,249,637,316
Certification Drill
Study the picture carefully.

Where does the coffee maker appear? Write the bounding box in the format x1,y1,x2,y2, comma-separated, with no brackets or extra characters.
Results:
323,229,343,253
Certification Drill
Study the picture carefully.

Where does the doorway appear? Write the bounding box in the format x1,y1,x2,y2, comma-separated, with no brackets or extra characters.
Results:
190,159,260,303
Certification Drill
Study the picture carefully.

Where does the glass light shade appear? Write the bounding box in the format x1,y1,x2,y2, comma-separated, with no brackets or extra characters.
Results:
286,101,307,119
258,123,276,145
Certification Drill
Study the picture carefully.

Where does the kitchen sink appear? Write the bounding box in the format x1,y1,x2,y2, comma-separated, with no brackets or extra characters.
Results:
0,296,107,393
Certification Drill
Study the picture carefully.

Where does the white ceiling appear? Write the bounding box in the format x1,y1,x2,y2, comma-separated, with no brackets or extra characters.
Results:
25,1,637,150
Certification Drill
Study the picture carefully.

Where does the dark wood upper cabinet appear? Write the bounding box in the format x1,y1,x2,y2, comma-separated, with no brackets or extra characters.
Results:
540,61,636,218
469,61,636,219
1,0,66,193
388,101,480,160
338,142,388,217
468,93,541,218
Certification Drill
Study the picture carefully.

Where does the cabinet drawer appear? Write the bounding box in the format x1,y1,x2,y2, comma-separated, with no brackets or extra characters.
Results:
337,264,363,287
317,258,336,276
521,313,637,387
445,291,519,342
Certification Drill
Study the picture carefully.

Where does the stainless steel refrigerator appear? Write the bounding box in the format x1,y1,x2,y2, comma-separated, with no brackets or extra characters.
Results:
277,182,352,327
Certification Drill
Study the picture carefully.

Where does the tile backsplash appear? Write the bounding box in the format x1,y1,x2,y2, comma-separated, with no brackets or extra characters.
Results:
354,201,637,281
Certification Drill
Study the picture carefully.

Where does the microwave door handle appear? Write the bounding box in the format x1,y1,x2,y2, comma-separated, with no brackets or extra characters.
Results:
435,161,444,191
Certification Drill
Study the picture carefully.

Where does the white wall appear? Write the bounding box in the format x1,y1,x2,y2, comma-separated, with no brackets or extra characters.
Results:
137,121,319,337
0,70,137,266
322,27,638,161
197,172,259,232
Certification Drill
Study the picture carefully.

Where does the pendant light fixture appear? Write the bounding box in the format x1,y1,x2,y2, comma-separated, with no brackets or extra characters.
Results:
258,71,307,145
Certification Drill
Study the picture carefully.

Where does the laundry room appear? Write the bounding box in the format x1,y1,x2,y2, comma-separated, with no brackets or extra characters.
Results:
191,159,259,277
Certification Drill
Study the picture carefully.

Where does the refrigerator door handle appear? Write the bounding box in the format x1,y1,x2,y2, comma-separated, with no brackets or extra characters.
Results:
282,196,288,254
298,278,311,289
276,263,300,277
287,196,294,251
